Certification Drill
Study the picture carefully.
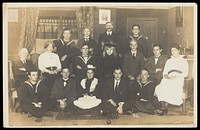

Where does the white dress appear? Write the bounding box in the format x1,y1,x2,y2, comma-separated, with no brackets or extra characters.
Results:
154,56,189,106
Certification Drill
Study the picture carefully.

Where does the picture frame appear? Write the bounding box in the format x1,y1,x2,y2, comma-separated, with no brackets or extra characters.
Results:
176,6,183,27
99,9,111,24
8,9,18,22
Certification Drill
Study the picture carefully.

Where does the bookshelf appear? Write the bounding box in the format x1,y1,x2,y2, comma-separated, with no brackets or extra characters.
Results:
36,10,78,39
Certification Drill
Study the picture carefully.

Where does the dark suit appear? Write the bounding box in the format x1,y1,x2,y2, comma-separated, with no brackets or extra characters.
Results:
12,59,34,87
98,32,118,55
100,78,129,113
50,78,77,111
12,59,34,101
122,51,145,78
127,35,149,58
145,55,168,85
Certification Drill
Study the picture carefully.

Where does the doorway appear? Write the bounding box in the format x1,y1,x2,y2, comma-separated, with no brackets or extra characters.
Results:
127,18,157,57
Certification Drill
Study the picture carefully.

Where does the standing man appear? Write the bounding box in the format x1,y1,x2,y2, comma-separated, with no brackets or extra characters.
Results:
128,24,148,59
122,40,145,85
98,22,120,56
77,28,98,56
53,28,80,68
145,44,168,85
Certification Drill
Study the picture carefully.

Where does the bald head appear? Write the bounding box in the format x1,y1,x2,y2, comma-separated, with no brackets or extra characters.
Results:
18,48,28,60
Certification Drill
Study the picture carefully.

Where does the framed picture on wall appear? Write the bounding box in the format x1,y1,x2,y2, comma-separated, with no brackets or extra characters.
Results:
99,9,111,24
176,6,183,27
8,9,18,22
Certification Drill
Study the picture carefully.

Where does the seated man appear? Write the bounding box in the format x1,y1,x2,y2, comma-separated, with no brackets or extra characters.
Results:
12,48,34,112
50,67,77,112
100,68,129,118
123,69,161,115
145,44,168,85
20,69,54,122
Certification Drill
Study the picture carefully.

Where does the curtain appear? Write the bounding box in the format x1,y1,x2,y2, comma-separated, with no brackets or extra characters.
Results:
19,8,39,53
76,7,95,39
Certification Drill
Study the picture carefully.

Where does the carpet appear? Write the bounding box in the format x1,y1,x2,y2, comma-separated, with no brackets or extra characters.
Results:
55,111,119,120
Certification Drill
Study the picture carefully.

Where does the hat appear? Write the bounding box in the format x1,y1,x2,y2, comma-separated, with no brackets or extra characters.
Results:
104,42,116,48
86,65,96,71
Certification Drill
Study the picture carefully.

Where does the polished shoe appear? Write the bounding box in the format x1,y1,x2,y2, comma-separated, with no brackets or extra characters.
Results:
123,110,133,115
155,109,167,116
35,118,43,122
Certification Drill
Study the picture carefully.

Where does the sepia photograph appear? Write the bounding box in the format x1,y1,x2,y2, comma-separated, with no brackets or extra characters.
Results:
3,2,197,128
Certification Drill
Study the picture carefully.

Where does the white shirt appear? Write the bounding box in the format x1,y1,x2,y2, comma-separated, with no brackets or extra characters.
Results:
20,58,26,64
114,79,120,91
131,50,137,57
107,31,112,36
38,51,61,72
63,78,69,87
154,54,160,65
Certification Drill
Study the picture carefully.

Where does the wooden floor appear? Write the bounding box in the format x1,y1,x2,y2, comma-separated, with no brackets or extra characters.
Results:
5,103,196,128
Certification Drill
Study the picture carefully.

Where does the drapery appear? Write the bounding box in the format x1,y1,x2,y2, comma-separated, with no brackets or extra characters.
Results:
19,8,39,53
76,7,95,39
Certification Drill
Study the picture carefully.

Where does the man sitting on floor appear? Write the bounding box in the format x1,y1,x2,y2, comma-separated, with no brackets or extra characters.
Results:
20,69,54,122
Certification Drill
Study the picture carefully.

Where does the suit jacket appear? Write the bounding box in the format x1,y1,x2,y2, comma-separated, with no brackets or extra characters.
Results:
12,59,34,87
50,78,77,105
101,78,129,104
98,32,118,54
145,55,168,78
127,35,148,58
122,51,145,78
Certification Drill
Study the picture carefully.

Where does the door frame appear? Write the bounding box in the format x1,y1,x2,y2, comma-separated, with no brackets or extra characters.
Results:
126,17,158,45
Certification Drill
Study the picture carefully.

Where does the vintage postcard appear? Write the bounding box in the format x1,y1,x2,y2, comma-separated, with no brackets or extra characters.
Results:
3,2,197,128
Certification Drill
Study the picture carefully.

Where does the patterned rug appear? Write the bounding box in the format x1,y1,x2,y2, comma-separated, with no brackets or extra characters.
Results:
55,111,119,120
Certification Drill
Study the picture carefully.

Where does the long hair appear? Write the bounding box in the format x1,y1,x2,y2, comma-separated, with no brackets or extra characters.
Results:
102,46,117,57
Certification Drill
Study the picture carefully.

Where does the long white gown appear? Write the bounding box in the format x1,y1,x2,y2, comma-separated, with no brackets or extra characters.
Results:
154,56,189,106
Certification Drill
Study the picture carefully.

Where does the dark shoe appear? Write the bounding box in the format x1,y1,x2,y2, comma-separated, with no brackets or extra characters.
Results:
108,113,119,119
144,109,155,115
123,110,132,115
15,106,23,113
27,112,33,117
35,118,43,122
155,109,166,116
44,111,54,117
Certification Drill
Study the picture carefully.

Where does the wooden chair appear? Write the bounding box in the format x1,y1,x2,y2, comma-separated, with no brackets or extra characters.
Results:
182,78,194,114
8,60,18,111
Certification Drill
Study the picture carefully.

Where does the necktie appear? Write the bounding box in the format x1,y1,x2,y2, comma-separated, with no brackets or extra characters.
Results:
155,57,158,65
115,81,119,91
22,60,26,64
85,38,89,41
63,80,68,87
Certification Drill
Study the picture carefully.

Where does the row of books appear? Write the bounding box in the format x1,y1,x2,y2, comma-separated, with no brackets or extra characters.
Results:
37,17,78,39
